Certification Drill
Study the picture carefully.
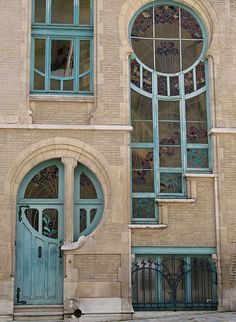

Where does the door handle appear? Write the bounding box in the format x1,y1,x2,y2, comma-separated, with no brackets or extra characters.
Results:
38,246,42,258
59,241,62,258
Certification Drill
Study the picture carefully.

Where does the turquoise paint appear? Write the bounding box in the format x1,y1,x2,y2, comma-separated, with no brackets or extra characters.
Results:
132,246,217,255
15,160,64,305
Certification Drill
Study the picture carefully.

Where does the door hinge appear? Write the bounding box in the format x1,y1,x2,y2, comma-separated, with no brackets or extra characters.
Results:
16,287,27,304
18,205,30,222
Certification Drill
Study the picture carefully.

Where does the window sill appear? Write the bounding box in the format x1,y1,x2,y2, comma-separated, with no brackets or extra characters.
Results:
184,173,217,178
156,198,196,204
128,224,167,229
29,94,94,103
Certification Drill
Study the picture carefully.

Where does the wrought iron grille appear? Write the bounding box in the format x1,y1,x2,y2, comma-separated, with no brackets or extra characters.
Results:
131,255,217,311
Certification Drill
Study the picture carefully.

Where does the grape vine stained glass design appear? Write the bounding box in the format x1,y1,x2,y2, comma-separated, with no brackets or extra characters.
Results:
24,166,59,199
130,2,210,221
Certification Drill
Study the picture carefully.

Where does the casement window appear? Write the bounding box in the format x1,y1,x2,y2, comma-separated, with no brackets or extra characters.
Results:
31,0,93,94
130,2,211,222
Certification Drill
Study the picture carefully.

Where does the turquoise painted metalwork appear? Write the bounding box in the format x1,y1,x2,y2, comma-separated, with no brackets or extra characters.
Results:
31,0,94,95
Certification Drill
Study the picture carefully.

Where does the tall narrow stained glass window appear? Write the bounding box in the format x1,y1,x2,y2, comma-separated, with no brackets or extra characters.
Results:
31,0,93,94
130,3,211,222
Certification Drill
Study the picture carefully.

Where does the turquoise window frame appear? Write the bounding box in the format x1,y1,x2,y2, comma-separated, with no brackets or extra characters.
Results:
74,164,104,239
31,0,94,95
129,1,212,223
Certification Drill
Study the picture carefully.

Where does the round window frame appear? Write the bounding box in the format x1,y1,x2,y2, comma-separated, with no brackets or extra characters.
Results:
129,0,208,76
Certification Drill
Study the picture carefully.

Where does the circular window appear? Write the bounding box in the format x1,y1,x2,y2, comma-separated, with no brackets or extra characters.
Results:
130,4,205,73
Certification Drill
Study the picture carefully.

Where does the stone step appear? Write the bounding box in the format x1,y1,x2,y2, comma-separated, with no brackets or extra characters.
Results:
13,305,64,321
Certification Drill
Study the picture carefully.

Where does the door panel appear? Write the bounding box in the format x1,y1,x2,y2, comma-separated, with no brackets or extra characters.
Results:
15,205,63,305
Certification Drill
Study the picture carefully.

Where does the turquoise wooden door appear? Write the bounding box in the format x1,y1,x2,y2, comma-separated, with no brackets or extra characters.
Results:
15,161,64,305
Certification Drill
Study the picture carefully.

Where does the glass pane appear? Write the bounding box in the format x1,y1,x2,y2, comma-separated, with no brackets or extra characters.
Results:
131,8,153,38
131,91,152,121
25,209,39,231
42,209,58,239
132,38,154,70
159,122,181,145
51,0,74,24
90,209,97,223
184,70,194,94
80,40,90,74
154,5,179,38
158,76,167,96
186,93,208,144
80,172,97,199
132,198,155,218
24,166,59,199
132,149,154,192
181,9,203,39
51,40,74,77
131,58,140,87
132,121,153,143
63,80,73,91
79,0,90,25
181,40,203,71
160,173,182,193
34,72,45,90
187,149,209,168
196,62,205,89
80,208,87,233
34,0,46,23
159,100,180,121
79,74,90,91
35,39,45,73
155,40,180,73
143,69,152,93
159,146,181,167
170,76,179,96
50,79,60,90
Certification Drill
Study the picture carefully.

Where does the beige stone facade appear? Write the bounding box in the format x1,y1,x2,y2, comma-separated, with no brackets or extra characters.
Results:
0,0,236,321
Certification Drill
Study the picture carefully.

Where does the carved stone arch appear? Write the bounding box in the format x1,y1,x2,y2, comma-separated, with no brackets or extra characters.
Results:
5,137,111,274
118,0,220,55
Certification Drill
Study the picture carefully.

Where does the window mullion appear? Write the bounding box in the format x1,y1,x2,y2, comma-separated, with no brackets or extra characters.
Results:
153,72,159,198
46,0,51,24
74,0,79,25
45,37,51,92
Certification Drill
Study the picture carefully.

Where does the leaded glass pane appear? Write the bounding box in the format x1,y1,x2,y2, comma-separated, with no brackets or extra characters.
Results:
143,68,152,93
34,0,46,23
158,101,180,121
25,209,39,231
186,93,208,144
159,123,181,145
131,8,153,38
159,147,181,167
50,79,60,90
51,40,74,77
80,40,90,74
132,38,154,70
79,74,90,91
154,5,179,38
63,79,73,91
80,209,87,232
170,76,179,96
34,72,45,90
158,76,167,96
79,0,90,25
90,209,97,223
131,91,153,143
35,39,45,73
160,173,182,193
80,172,97,199
24,166,59,199
132,149,154,192
51,0,74,24
180,9,203,39
187,149,208,168
132,198,155,218
131,59,140,87
42,209,58,239
196,62,205,89
181,40,203,71
155,40,180,73
184,70,194,94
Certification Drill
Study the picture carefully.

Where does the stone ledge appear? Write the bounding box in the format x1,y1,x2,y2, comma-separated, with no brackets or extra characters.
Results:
185,173,217,178
0,124,133,131
128,224,167,229
209,128,236,135
156,198,196,203
29,94,94,103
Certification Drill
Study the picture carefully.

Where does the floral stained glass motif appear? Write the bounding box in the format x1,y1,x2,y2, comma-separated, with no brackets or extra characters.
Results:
155,5,179,38
132,149,154,192
131,58,140,88
184,70,194,94
143,68,152,93
158,76,167,96
187,149,208,168
196,62,205,89
24,166,59,199
80,208,87,233
155,40,180,73
170,76,179,96
132,198,155,219
131,8,153,38
160,173,182,193
180,9,203,39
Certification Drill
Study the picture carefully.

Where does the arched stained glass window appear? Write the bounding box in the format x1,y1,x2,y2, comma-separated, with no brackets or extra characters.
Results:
129,2,211,223
74,165,104,239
